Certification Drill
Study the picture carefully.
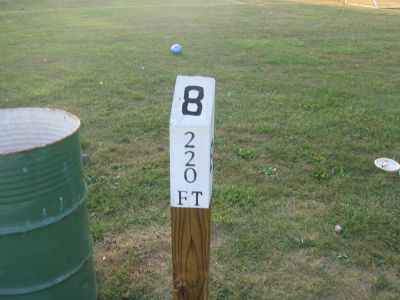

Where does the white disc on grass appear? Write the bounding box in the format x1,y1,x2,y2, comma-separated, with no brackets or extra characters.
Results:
374,158,400,173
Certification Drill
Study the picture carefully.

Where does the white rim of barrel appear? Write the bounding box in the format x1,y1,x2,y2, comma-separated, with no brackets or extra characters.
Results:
0,107,81,156
374,158,400,173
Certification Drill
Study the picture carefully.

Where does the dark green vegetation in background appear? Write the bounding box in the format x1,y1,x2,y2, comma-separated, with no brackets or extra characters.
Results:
1,0,399,299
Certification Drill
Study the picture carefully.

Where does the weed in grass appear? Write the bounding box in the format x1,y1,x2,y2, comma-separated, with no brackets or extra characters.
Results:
258,166,277,176
98,108,112,117
141,163,155,172
235,147,256,160
331,251,351,263
312,155,326,164
331,166,348,177
314,169,330,181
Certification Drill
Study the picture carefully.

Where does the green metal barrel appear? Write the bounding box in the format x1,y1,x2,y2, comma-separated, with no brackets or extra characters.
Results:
0,108,97,300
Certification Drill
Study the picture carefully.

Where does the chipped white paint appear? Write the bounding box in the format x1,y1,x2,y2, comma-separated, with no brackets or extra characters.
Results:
59,197,65,211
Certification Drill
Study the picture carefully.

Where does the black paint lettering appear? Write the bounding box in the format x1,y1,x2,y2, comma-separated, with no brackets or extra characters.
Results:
184,131,195,148
182,86,204,116
191,191,203,206
185,151,195,167
177,190,188,206
184,131,197,183
184,168,197,183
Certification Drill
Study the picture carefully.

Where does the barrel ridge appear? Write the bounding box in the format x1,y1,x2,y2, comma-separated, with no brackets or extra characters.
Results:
0,185,88,235
0,133,86,231
0,243,94,296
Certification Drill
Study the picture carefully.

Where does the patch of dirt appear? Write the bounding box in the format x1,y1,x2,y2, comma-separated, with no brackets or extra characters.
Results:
94,226,172,280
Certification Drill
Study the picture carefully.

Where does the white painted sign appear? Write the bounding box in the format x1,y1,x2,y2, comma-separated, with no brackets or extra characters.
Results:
170,75,215,208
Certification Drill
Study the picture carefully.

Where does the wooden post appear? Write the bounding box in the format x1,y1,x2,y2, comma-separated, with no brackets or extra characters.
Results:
171,208,211,299
170,76,215,300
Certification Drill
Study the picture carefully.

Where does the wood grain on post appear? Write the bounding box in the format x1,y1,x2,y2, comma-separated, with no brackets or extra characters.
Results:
170,76,215,300
171,207,211,300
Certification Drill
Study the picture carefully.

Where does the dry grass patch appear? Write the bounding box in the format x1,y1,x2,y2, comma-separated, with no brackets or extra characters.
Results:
282,251,374,299
94,226,172,299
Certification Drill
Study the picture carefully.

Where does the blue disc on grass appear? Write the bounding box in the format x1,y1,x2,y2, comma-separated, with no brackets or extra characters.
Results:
170,44,183,55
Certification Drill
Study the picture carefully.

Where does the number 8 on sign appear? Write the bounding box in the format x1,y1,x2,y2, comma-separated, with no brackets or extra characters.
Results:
182,86,204,116
170,76,216,208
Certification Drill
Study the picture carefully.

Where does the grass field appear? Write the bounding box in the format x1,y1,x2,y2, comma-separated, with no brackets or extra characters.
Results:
1,0,400,299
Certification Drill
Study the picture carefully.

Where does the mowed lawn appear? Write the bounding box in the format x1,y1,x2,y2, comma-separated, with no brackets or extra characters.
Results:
1,0,400,299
